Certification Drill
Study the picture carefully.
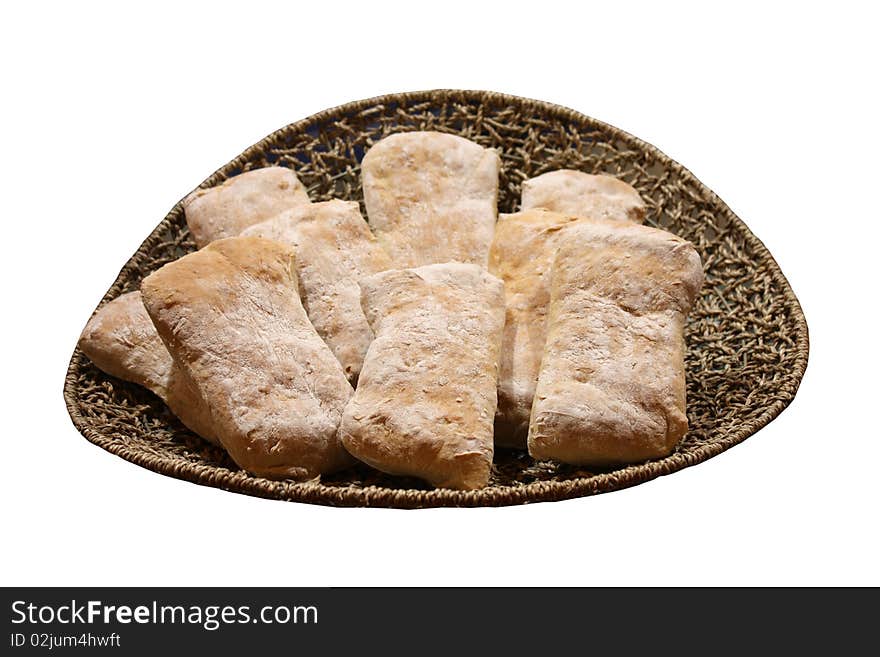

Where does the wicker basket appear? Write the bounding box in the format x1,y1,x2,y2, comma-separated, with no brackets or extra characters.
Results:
63,90,809,508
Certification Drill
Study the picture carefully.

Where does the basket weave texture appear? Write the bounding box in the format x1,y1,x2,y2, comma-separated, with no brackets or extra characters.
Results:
63,90,809,508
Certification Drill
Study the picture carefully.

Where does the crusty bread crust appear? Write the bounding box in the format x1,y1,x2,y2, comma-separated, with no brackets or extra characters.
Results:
339,263,505,490
183,166,309,248
521,170,646,223
362,132,499,268
78,291,218,444
528,219,703,465
141,236,353,479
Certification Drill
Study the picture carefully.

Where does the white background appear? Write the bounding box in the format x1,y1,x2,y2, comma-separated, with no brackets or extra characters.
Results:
2,2,877,586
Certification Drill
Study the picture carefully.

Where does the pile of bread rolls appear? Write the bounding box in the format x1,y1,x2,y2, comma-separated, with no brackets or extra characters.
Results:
79,131,703,490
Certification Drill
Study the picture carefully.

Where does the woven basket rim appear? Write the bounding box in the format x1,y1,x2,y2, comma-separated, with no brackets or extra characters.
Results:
63,89,810,508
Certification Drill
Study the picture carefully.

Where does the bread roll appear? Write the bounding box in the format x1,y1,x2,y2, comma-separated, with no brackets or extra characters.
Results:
361,132,499,267
183,166,310,248
528,220,703,465
141,236,354,479
338,263,505,490
521,170,646,223
78,291,218,444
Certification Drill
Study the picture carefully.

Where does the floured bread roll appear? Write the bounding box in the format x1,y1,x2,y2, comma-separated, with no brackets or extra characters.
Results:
183,166,310,248
338,263,505,490
361,131,500,267
78,291,218,444
528,220,703,465
242,200,392,383
521,170,646,223
141,236,354,480
488,209,585,448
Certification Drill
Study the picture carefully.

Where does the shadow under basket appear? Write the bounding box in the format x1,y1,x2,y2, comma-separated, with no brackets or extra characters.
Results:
64,89,809,508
